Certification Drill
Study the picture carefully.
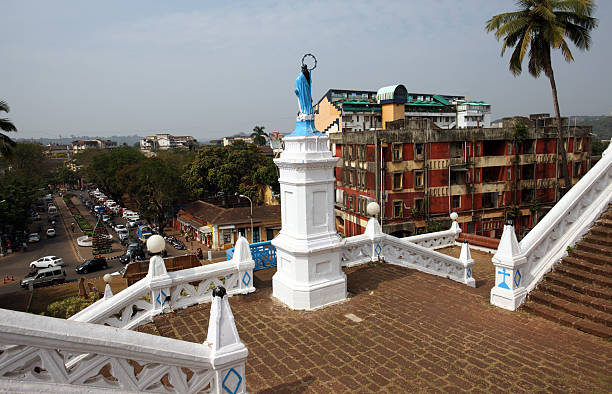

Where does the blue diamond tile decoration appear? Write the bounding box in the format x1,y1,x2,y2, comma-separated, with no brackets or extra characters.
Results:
242,271,251,287
222,367,242,394
375,243,382,257
467,267,472,279
514,269,522,287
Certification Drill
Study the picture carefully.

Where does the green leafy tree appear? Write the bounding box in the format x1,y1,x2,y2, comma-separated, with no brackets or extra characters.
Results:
486,0,598,193
183,140,279,203
117,158,185,235
84,146,144,202
250,125,268,146
0,100,17,158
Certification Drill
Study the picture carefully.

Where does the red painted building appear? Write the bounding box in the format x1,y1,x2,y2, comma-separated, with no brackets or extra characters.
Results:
329,115,592,239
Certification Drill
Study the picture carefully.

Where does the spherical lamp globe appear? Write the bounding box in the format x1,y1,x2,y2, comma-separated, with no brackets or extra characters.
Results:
103,274,112,284
450,212,458,221
366,202,380,217
147,234,166,254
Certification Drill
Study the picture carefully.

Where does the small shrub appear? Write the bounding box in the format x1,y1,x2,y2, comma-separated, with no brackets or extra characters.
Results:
46,295,99,319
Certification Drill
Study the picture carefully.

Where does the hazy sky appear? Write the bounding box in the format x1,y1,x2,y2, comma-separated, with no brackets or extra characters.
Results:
2,1,610,140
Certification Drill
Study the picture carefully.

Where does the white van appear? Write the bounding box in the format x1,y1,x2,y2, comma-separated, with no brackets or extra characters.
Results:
48,205,57,215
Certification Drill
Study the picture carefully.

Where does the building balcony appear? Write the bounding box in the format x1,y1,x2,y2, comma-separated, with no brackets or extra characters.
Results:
474,156,511,167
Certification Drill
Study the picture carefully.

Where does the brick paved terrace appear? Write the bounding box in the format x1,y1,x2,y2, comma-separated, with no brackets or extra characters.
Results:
138,254,611,393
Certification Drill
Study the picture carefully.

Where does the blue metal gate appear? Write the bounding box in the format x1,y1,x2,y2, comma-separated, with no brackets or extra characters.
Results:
226,241,277,271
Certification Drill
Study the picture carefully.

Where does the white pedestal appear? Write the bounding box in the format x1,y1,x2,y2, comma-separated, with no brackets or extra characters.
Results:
272,133,347,310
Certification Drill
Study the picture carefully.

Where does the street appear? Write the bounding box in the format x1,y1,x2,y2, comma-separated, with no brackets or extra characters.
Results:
0,190,211,300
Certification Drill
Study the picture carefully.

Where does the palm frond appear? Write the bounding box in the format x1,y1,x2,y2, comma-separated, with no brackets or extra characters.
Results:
0,118,17,132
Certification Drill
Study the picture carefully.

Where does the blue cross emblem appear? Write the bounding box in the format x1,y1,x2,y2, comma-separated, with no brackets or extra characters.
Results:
497,268,511,290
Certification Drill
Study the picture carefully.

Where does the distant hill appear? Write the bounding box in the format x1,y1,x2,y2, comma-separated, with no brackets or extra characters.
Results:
573,116,612,141
16,135,144,146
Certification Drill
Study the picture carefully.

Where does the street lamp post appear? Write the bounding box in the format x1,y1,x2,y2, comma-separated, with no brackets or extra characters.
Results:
236,194,253,243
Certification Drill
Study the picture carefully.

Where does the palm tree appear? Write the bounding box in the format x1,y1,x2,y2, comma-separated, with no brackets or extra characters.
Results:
486,0,598,193
0,100,17,157
251,125,268,146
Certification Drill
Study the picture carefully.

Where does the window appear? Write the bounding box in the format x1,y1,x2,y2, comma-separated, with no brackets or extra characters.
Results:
343,193,348,208
507,143,512,155
392,143,402,162
573,161,582,177
466,144,471,157
476,143,481,156
342,115,352,123
575,138,583,152
358,170,367,190
356,116,360,122
452,195,461,209
348,170,355,186
414,171,424,189
347,195,354,211
415,143,424,159
348,145,354,160
393,172,403,190
414,198,424,213
223,231,232,244
466,171,471,184
357,145,366,161
393,201,403,218
507,168,512,181
475,169,480,183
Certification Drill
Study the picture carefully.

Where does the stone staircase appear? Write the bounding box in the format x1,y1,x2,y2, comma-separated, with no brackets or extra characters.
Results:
522,206,612,339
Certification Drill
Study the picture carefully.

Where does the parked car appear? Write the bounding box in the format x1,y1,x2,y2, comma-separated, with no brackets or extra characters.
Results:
119,242,145,264
75,257,108,274
115,224,127,233
21,266,66,288
127,218,140,228
117,229,129,242
31,212,40,221
122,210,136,218
27,233,40,243
30,256,64,269
46,228,56,237
102,214,111,223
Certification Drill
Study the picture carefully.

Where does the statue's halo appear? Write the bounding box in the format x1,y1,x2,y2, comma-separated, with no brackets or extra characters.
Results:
301,53,317,71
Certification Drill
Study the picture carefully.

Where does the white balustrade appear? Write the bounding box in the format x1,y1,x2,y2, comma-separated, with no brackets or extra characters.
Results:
0,289,248,393
71,235,255,330
491,143,612,310
402,212,461,249
341,214,474,287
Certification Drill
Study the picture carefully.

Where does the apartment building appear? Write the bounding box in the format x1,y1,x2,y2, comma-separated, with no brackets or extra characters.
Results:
140,134,198,151
72,139,117,153
329,115,592,239
314,84,490,133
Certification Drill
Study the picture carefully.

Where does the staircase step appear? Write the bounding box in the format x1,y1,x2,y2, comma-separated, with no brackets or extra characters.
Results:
528,291,612,327
522,302,612,339
596,218,612,228
582,233,612,247
545,272,612,300
569,249,612,266
537,281,612,314
554,265,612,289
573,241,612,256
590,225,612,238
564,256,612,276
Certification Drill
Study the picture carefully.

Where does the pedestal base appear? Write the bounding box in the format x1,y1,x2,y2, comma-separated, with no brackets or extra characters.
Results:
490,287,527,311
272,273,347,310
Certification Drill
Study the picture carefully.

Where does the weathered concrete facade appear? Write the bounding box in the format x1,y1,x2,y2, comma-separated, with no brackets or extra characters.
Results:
329,116,592,239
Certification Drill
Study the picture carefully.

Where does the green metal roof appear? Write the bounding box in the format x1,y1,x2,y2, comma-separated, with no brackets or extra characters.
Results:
433,95,451,106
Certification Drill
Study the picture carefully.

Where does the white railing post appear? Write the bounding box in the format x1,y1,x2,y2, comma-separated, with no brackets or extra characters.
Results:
205,287,248,394
490,221,527,310
233,235,256,293
364,216,384,261
459,241,476,287
148,254,172,315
